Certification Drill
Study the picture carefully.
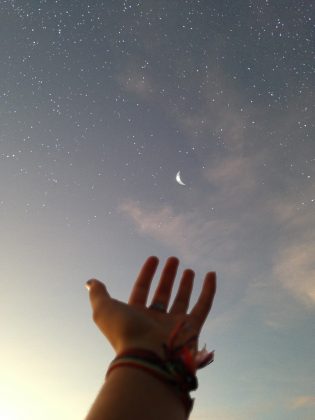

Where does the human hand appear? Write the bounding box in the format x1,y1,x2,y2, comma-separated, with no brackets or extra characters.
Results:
86,256,216,360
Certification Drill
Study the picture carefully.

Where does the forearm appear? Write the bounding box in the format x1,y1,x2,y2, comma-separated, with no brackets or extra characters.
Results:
85,366,187,420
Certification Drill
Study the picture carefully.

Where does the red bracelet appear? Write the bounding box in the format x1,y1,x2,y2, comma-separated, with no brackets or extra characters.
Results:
106,320,214,417
106,356,195,416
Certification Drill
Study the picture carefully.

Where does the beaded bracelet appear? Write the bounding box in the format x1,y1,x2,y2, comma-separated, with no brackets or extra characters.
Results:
106,320,214,417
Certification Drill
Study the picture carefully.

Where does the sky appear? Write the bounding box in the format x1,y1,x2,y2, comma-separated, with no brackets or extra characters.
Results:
0,0,314,419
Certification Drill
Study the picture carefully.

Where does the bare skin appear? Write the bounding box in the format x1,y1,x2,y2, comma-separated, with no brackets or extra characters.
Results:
85,256,216,419
86,256,216,358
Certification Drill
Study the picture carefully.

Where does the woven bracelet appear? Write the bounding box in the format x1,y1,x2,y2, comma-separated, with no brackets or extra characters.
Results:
105,320,214,418
106,350,196,416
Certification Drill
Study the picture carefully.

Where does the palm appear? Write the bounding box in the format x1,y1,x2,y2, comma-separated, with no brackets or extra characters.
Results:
111,301,191,357
88,256,216,358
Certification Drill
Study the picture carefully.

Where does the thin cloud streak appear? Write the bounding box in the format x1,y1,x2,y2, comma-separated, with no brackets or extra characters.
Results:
273,241,315,306
118,199,240,271
290,395,315,409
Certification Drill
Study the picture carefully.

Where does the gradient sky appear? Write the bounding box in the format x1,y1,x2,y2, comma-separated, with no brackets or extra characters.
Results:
1,1,314,419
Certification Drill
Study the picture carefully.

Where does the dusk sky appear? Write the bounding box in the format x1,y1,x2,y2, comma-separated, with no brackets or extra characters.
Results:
1,1,314,419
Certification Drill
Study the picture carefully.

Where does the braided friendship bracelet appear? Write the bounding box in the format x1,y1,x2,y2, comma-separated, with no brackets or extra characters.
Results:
106,320,214,417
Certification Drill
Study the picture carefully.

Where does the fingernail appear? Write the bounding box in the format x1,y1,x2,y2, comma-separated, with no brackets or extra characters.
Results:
85,279,94,291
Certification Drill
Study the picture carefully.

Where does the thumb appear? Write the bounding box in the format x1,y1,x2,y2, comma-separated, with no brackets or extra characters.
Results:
85,278,111,324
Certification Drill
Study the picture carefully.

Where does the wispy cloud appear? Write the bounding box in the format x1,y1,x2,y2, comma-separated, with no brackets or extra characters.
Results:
118,199,240,273
202,153,267,208
290,395,315,409
117,56,252,154
268,187,315,306
116,70,154,98
273,241,315,306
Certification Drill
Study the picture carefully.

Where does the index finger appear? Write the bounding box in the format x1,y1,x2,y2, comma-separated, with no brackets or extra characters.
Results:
189,272,216,330
128,256,159,306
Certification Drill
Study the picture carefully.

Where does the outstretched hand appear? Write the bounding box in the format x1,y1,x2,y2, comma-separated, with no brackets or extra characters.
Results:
86,256,216,359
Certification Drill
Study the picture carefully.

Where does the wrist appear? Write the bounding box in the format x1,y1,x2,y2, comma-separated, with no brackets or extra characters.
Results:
105,365,187,419
107,345,197,417
116,338,166,359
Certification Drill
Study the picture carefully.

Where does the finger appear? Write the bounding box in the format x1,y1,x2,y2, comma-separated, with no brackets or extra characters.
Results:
128,256,159,306
150,256,179,310
86,279,127,352
189,272,216,330
86,278,112,324
169,269,194,314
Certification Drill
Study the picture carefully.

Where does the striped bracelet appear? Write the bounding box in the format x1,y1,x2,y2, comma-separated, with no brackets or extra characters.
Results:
106,348,197,416
105,321,214,417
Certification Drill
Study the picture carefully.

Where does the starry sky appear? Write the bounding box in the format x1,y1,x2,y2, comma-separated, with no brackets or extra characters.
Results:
1,1,315,419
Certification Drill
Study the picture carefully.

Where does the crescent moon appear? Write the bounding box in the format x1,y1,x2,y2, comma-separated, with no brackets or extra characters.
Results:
176,171,186,186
